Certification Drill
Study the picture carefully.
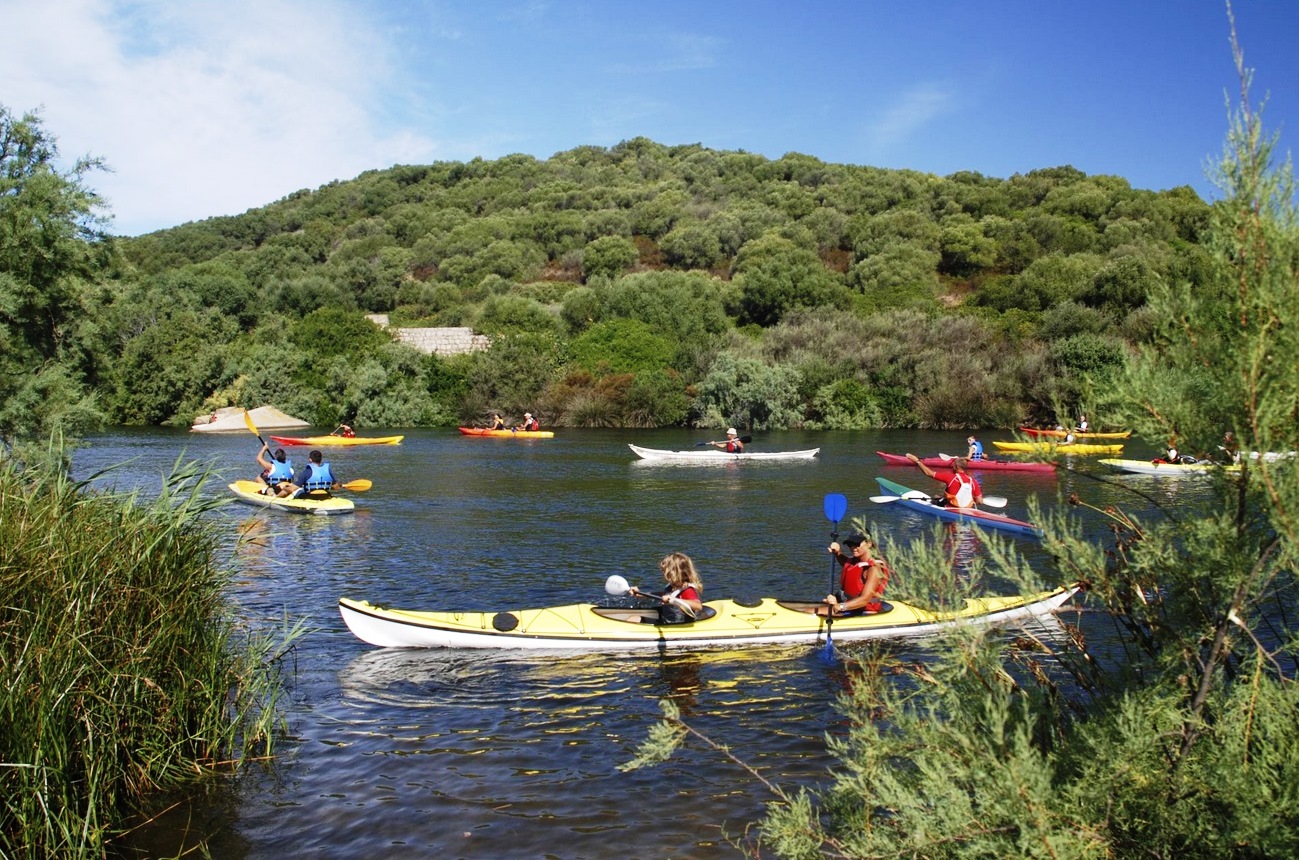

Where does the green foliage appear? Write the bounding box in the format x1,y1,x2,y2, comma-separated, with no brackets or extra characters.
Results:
581,235,639,282
0,458,300,857
0,104,110,443
734,233,848,326
694,352,804,430
568,318,676,375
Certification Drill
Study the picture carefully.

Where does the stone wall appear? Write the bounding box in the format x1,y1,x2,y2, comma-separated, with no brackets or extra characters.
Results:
367,316,490,356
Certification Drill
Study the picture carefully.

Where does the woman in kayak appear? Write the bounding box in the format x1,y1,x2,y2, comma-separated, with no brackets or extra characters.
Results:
515,412,540,431
818,531,889,616
628,552,704,623
708,428,745,453
488,413,507,430
904,453,984,508
255,445,295,497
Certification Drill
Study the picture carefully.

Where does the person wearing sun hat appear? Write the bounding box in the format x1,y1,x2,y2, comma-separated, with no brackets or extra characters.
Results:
816,531,890,617
708,427,745,453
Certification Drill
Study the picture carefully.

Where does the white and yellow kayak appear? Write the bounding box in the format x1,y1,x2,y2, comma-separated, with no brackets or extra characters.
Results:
338,584,1080,650
228,479,355,515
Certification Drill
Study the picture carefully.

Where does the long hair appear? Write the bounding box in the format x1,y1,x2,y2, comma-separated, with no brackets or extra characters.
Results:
659,552,702,592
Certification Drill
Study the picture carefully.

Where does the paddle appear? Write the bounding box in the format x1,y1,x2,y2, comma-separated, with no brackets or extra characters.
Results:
822,493,848,658
870,491,1008,508
604,575,696,617
243,409,269,448
695,435,753,447
340,479,372,492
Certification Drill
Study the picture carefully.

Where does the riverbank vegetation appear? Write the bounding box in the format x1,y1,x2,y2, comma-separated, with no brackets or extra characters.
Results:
628,33,1299,859
0,460,301,857
3,90,1210,439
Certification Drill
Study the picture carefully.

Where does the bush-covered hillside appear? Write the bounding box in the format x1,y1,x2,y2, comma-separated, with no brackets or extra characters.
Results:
5,105,1214,434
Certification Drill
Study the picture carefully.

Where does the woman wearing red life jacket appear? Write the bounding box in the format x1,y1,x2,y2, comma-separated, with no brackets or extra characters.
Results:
905,452,984,508
816,531,889,616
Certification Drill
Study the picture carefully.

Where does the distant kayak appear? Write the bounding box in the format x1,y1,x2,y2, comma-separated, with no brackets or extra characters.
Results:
1019,427,1131,439
458,427,555,439
1099,458,1240,476
875,452,1056,473
994,441,1123,456
227,479,355,515
270,434,404,446
630,444,819,462
873,476,1042,538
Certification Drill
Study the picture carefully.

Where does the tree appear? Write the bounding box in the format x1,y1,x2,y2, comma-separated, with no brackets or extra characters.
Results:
0,105,110,447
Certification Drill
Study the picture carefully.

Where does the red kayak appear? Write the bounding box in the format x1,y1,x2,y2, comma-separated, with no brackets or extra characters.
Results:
875,452,1057,473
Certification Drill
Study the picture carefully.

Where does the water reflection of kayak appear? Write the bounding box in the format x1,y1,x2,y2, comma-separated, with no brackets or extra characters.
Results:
337,584,1078,650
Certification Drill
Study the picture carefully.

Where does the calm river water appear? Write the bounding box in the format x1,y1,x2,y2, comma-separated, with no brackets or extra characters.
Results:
72,427,1196,859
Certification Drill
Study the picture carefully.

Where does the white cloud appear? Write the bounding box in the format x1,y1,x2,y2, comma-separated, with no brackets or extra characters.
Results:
2,0,441,235
864,83,957,154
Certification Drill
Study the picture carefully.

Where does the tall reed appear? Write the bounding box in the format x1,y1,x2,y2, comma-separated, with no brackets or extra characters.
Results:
0,458,300,858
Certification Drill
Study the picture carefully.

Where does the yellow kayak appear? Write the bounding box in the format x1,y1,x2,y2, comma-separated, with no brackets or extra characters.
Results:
269,434,403,446
228,480,355,515
458,427,555,439
338,585,1080,650
994,441,1123,456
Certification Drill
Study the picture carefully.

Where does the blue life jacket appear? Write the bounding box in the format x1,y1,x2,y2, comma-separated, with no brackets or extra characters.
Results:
304,462,335,491
267,458,294,484
969,440,984,460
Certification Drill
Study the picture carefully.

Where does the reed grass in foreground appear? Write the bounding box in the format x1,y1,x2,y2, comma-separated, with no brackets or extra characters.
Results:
0,460,301,858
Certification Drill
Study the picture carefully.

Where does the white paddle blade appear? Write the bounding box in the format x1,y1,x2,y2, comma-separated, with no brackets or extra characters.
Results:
869,494,902,504
605,575,632,596
980,495,1008,508
901,490,933,500
937,452,954,461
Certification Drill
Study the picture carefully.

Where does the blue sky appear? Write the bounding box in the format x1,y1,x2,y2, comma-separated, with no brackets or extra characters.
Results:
4,0,1296,237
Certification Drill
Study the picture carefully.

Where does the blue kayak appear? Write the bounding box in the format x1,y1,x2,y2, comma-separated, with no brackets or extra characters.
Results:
874,477,1042,538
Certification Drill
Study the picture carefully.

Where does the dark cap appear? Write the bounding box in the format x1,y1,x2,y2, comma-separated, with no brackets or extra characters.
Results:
843,532,869,547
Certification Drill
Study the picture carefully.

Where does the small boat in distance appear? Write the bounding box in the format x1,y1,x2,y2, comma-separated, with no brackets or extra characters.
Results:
270,434,404,446
994,441,1123,456
875,452,1055,473
630,444,819,462
458,427,555,439
1019,427,1132,439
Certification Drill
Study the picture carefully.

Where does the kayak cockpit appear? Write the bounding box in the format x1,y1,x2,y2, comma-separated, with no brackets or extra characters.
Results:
590,606,719,625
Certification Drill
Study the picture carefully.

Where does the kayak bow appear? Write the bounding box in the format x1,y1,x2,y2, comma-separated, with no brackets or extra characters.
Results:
873,476,1042,538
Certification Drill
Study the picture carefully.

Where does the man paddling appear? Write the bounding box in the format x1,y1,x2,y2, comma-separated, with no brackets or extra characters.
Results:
905,452,984,508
